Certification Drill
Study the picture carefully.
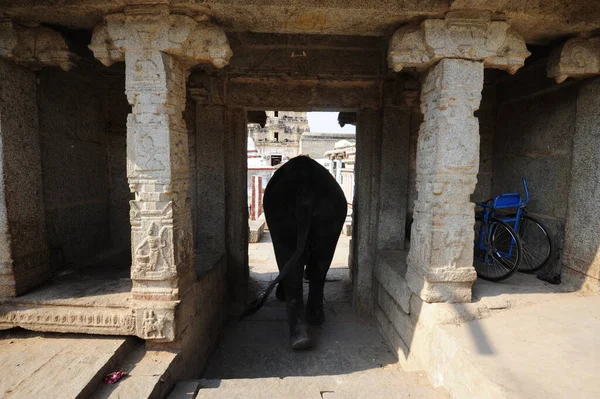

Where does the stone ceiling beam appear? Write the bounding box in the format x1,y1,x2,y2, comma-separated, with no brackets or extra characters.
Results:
0,21,73,71
547,36,600,83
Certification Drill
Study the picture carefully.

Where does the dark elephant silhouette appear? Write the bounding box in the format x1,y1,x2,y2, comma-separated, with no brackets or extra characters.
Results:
243,156,347,349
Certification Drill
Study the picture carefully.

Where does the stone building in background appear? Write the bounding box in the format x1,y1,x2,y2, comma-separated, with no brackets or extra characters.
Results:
247,111,309,165
248,111,356,164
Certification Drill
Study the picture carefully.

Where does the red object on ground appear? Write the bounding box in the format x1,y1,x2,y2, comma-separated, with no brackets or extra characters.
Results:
104,370,125,384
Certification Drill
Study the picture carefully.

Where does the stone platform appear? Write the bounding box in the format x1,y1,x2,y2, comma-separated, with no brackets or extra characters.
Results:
375,249,599,399
248,215,266,244
434,295,600,398
0,251,135,336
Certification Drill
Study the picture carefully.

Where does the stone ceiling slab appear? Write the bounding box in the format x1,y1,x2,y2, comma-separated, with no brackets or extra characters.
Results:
0,1,599,44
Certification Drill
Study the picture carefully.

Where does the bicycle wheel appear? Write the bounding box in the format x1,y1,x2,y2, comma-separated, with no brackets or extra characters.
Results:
514,215,552,273
473,216,522,282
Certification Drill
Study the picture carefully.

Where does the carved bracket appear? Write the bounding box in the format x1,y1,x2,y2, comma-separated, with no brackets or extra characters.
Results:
89,11,232,69
388,11,530,74
0,21,73,71
547,36,600,83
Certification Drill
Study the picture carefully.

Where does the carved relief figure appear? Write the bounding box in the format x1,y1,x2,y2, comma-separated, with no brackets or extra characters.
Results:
141,310,165,339
135,222,171,272
137,135,166,171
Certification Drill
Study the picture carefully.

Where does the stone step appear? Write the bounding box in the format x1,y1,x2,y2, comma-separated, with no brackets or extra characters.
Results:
167,380,202,399
0,330,136,398
90,344,179,399
189,373,448,399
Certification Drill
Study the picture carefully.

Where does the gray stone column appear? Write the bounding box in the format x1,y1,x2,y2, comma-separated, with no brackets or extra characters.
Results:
89,8,231,340
388,11,529,303
548,37,600,289
0,22,73,297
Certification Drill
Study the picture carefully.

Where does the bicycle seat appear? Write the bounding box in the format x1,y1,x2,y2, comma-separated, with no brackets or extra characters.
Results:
493,193,523,209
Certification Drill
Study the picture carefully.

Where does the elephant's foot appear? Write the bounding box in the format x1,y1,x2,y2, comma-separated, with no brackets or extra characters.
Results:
275,283,286,301
306,306,325,325
290,323,312,350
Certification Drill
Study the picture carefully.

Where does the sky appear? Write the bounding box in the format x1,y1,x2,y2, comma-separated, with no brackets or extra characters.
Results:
307,112,356,133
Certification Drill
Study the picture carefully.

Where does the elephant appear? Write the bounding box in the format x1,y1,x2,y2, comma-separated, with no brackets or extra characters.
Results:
242,155,347,349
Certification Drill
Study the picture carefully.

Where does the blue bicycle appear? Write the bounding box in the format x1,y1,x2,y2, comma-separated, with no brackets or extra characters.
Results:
473,178,552,281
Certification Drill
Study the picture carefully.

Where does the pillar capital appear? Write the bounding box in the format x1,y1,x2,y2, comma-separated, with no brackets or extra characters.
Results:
0,21,73,71
547,36,600,83
88,10,232,69
388,11,530,74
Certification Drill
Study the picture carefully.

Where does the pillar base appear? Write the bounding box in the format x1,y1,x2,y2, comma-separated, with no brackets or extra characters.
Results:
406,267,473,303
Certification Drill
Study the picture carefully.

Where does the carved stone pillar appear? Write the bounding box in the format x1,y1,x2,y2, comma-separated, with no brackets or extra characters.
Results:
89,8,231,340
388,11,529,303
547,36,600,83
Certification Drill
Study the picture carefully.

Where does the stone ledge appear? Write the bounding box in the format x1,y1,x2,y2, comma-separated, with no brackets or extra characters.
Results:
0,304,136,336
248,218,265,243
374,250,411,314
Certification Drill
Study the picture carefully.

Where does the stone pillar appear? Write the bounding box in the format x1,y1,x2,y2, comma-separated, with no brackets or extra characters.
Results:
335,160,343,184
89,8,231,340
548,37,600,289
388,11,529,303
250,175,263,221
0,22,74,297
224,107,249,315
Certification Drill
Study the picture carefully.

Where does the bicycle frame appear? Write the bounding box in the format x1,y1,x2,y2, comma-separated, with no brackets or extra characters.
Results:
474,205,518,262
474,178,530,262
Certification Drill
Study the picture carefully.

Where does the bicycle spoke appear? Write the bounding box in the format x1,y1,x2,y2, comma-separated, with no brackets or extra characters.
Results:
516,216,552,272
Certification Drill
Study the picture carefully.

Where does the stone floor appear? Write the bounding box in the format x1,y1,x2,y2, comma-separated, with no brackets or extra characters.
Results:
188,232,449,399
0,330,134,398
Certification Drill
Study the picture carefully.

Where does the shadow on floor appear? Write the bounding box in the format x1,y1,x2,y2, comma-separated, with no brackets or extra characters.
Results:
203,268,398,379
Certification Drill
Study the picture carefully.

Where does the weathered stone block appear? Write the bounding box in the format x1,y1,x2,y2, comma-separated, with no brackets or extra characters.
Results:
547,36,600,83
375,254,412,314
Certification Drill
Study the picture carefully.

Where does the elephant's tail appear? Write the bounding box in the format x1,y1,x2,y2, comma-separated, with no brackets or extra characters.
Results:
240,180,314,319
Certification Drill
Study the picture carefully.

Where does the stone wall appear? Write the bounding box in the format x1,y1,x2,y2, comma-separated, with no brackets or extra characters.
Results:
299,132,356,160
153,258,227,382
472,70,498,203
562,77,600,290
0,59,50,295
103,76,131,250
38,68,112,270
493,58,578,270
